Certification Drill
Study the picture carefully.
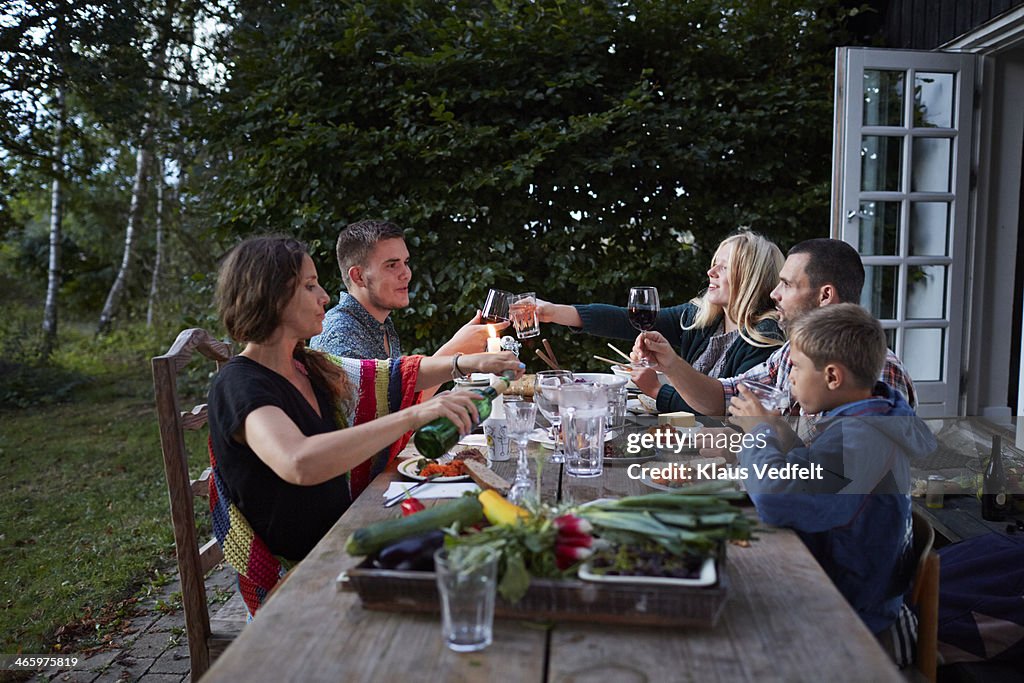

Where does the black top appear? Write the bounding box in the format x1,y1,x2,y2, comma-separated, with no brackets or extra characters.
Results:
208,356,351,562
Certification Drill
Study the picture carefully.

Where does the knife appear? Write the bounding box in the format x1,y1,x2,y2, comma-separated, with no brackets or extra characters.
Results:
383,475,441,508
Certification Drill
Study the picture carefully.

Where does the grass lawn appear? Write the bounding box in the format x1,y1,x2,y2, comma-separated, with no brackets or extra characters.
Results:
0,316,211,656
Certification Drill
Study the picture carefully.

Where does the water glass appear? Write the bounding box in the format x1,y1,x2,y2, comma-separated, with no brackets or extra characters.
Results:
509,292,540,339
534,370,574,463
560,383,607,478
504,398,538,503
739,379,790,412
434,547,499,652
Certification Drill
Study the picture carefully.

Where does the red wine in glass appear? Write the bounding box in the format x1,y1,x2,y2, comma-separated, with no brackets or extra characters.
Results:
628,287,660,365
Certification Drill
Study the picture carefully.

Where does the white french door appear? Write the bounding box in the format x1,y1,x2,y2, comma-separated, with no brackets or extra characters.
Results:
832,48,979,417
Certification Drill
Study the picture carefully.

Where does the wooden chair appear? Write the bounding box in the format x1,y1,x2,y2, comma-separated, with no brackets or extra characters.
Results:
153,328,239,680
909,508,941,682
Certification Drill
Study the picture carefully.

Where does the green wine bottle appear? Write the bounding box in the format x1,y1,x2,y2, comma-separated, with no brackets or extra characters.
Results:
414,376,511,459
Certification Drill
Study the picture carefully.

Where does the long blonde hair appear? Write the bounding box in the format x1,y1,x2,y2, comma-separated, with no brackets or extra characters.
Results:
684,231,784,348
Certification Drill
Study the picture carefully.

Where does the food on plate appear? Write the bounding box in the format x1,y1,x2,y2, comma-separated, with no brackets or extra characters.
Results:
418,460,467,478
587,539,707,579
658,411,696,428
453,447,487,464
463,460,511,494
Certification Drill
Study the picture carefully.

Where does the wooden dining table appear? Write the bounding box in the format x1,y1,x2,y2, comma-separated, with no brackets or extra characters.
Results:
202,437,903,682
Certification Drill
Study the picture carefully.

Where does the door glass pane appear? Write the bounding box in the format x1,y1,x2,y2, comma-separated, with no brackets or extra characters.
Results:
913,72,954,128
858,201,900,255
906,265,947,319
863,70,905,126
909,202,950,256
903,328,945,381
861,265,898,320
911,138,951,192
883,327,896,351
861,136,903,191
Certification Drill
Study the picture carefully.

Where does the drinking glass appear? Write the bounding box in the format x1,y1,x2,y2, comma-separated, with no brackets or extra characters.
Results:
739,379,791,412
560,383,607,478
628,286,660,367
481,289,512,324
434,547,499,652
534,370,574,464
504,399,538,504
509,292,541,339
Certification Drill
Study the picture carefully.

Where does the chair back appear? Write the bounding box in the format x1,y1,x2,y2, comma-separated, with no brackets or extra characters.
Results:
153,328,234,680
910,508,941,682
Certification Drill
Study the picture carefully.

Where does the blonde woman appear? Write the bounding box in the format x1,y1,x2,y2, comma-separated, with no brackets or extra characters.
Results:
538,231,784,414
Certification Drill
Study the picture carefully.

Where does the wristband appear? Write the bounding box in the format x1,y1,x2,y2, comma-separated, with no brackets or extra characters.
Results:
451,352,468,380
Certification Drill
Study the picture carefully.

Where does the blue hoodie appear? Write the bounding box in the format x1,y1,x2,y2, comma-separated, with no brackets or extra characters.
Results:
739,383,937,634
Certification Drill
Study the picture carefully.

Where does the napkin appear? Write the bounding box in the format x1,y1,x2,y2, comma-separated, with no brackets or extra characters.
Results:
458,434,488,448
383,482,480,500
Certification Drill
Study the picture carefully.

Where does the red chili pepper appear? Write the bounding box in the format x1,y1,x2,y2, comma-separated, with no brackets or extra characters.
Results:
400,497,426,516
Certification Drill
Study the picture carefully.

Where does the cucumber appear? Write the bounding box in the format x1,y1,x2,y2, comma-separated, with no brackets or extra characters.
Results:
345,495,484,556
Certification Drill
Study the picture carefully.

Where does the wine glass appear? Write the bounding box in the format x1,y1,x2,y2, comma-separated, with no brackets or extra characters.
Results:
534,370,574,464
481,289,512,325
504,399,538,504
628,286,660,366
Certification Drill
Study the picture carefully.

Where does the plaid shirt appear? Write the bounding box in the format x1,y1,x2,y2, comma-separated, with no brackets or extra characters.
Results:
310,292,402,360
720,340,917,416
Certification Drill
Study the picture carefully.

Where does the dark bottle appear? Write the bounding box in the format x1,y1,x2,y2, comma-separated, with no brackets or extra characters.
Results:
414,376,510,459
981,435,1011,522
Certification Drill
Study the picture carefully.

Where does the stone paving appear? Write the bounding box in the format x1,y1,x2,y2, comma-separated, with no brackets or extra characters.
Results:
27,564,237,683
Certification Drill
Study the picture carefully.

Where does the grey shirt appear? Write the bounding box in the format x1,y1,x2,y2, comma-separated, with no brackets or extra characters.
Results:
309,292,402,360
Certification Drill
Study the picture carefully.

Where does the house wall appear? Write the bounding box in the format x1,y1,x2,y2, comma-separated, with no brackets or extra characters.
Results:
967,47,1024,419
884,0,1024,49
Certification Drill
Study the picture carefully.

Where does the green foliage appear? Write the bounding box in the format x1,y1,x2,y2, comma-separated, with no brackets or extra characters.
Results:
0,305,212,655
194,0,858,368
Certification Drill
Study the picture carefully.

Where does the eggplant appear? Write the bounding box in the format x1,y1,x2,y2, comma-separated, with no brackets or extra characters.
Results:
372,530,445,571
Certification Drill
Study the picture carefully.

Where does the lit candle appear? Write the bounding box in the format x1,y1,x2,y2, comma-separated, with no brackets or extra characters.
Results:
486,325,502,353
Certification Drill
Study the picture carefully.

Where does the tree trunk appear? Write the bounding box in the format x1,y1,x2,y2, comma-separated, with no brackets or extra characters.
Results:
147,155,164,327
97,122,153,334
41,85,65,360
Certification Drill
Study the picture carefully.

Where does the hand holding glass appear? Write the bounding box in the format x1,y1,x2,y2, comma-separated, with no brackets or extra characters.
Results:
509,292,540,339
481,289,512,325
739,379,790,412
628,287,660,366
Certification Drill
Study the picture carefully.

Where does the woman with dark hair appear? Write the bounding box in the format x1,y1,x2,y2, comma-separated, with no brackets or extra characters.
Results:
208,236,522,571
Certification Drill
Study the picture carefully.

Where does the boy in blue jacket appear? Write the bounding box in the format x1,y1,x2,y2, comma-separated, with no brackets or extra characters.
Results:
730,303,936,640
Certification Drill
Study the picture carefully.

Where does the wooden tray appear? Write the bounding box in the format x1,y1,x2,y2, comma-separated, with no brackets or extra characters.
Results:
338,558,729,627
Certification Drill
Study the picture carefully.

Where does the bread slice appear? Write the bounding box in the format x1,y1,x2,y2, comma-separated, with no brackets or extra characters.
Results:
463,460,511,494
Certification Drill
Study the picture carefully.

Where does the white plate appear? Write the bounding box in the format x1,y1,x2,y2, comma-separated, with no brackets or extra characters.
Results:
396,457,471,483
578,556,717,587
527,428,614,449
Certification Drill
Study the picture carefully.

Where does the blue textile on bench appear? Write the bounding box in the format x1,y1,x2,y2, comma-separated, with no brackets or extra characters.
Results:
937,532,1024,664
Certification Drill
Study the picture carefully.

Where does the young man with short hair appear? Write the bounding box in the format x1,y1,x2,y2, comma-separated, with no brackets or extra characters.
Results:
310,219,500,368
